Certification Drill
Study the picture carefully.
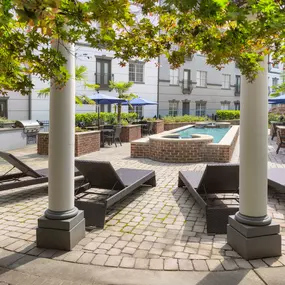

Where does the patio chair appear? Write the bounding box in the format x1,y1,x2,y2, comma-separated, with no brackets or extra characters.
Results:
74,160,156,228
276,129,285,154
178,164,239,234
113,126,122,147
0,151,81,191
142,121,154,136
102,130,114,146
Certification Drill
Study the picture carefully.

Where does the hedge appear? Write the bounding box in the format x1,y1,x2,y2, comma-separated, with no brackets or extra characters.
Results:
163,115,209,123
75,112,137,126
216,110,240,120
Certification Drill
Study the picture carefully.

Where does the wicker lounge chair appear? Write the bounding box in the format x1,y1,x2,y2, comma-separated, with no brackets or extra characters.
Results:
178,164,239,234
268,168,285,193
0,151,81,191
276,130,285,154
74,160,156,228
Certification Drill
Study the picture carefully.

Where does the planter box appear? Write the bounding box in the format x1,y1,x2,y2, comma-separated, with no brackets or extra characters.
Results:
120,125,141,142
153,120,164,134
38,131,101,157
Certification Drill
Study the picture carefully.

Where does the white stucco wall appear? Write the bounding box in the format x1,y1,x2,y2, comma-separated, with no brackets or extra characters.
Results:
6,43,158,121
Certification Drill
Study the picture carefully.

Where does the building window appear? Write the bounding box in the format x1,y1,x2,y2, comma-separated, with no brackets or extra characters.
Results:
235,75,241,96
272,77,279,92
234,101,240,111
129,105,143,119
222,74,231,89
129,62,144,83
182,69,192,94
96,58,112,90
196,101,206,116
221,101,230,110
101,104,111,113
170,69,179,85
196,71,207,87
169,101,178,116
182,101,190,115
0,98,8,118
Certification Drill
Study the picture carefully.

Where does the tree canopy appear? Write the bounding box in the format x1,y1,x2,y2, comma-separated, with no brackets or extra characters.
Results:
1,0,285,96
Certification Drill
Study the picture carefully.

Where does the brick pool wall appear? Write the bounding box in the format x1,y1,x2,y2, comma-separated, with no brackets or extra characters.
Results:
131,125,239,163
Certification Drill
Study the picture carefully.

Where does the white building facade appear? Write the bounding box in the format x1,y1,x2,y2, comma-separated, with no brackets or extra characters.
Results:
158,54,284,117
2,43,159,121
1,52,283,120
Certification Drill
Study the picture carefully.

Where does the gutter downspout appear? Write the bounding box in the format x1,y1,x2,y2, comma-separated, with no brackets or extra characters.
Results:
28,74,32,120
157,55,160,118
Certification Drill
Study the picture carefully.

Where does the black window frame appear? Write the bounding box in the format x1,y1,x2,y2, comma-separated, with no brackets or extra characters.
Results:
235,75,241,96
95,58,112,90
0,97,8,118
182,101,190,115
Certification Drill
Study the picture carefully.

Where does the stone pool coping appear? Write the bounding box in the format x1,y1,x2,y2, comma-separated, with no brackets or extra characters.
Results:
131,125,239,163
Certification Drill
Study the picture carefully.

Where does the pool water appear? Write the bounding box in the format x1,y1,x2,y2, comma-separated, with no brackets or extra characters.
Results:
177,127,230,143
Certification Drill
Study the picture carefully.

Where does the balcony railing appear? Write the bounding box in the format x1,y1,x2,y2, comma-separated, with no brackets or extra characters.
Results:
182,80,193,94
94,73,114,90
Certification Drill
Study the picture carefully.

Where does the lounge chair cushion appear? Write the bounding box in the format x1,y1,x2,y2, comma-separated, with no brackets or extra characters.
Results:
268,168,285,193
197,164,239,194
75,160,125,190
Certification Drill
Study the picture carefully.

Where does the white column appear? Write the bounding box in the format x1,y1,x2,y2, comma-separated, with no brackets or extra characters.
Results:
45,38,78,219
236,57,271,225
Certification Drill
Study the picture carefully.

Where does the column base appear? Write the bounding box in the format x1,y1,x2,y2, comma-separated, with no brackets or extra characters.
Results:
36,210,85,251
227,215,281,260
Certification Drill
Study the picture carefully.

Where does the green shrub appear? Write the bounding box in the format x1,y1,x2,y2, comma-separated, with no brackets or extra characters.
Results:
216,110,240,120
75,112,137,126
0,117,15,123
75,126,88,132
163,115,209,123
268,112,283,125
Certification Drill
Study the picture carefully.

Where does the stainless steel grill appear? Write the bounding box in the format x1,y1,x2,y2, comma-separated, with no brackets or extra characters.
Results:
15,120,41,144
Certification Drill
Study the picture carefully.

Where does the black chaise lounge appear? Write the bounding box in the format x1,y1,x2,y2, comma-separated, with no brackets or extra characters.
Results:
0,151,80,191
178,164,239,234
74,160,156,228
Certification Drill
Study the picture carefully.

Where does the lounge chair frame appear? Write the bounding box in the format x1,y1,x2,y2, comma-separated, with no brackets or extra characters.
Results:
74,160,156,228
0,151,80,191
178,164,239,234
276,129,285,154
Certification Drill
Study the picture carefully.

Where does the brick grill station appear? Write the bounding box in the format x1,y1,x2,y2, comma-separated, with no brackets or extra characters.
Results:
37,131,101,157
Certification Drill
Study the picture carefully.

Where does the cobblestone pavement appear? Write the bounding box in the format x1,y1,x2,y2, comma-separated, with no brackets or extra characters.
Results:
1,135,285,272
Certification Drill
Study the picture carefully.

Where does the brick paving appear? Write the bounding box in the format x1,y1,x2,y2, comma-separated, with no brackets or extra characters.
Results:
1,135,285,272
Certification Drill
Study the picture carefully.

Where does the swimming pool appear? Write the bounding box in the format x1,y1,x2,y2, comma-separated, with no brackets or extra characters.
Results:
177,127,230,143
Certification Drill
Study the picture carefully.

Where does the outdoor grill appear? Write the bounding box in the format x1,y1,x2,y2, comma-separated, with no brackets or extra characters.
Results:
15,120,41,144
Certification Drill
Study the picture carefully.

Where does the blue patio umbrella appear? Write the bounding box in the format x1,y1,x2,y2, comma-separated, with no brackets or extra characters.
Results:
88,92,126,127
122,97,158,106
268,94,285,104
